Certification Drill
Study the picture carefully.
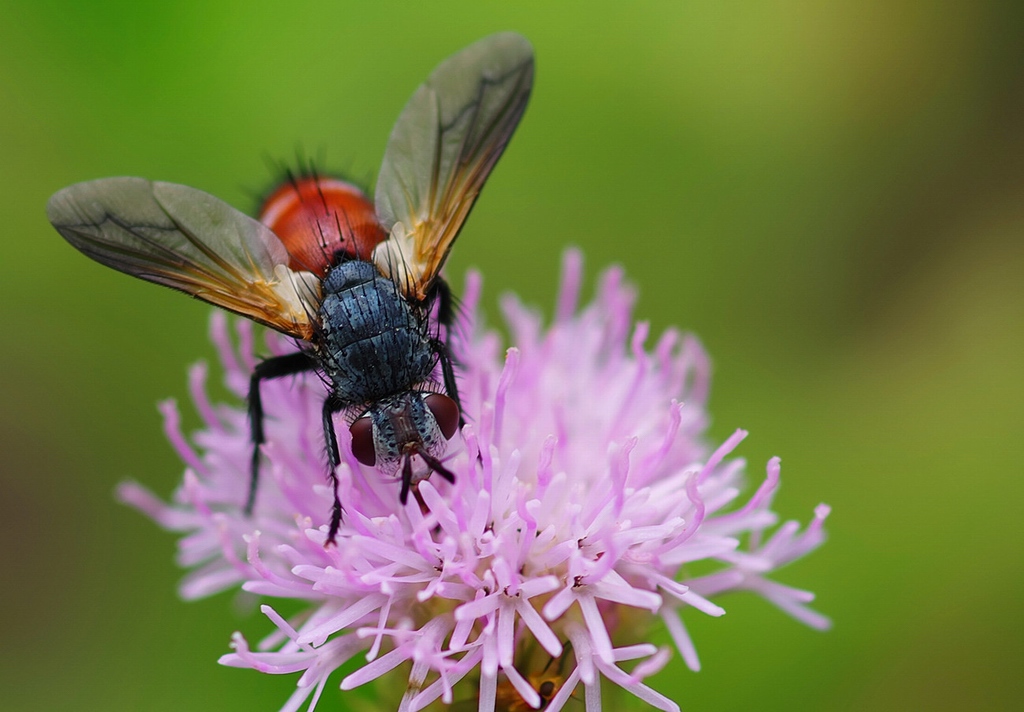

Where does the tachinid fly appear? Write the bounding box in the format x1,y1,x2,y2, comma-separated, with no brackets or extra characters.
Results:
46,33,534,544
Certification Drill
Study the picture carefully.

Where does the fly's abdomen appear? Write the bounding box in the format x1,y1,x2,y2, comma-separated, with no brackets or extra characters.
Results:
317,262,435,404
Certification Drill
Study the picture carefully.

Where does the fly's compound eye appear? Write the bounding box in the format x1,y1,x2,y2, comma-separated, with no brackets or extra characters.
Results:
350,417,376,466
425,394,460,440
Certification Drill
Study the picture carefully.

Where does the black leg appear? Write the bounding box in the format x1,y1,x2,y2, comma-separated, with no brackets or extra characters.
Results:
425,278,466,429
428,277,455,327
247,351,318,514
431,337,466,428
322,394,346,545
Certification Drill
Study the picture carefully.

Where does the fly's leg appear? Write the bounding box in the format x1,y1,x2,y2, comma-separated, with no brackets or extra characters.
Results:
430,336,466,430
425,278,466,429
322,394,346,545
431,278,455,328
247,351,318,514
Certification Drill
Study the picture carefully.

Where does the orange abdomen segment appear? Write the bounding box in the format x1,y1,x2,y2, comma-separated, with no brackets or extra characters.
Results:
259,175,387,273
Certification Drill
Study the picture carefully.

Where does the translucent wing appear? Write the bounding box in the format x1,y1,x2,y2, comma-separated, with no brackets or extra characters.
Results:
374,32,534,301
47,177,321,340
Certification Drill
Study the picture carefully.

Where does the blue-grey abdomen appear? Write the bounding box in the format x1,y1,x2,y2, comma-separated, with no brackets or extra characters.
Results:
317,261,435,404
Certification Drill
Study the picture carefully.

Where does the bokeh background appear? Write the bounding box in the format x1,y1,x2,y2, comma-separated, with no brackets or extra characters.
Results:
2,1,1021,710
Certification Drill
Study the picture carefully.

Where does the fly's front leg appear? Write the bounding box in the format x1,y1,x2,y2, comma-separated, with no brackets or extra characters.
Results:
431,337,481,467
247,351,318,514
430,278,455,328
431,337,466,430
425,279,467,430
322,394,346,545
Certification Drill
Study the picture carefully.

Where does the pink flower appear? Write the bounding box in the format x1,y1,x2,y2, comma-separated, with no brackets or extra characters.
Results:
120,250,830,711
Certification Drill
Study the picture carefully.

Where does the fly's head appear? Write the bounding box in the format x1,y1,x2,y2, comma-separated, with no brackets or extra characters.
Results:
350,391,459,502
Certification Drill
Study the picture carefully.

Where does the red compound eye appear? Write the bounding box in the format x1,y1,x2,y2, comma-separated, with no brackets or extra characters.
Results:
350,417,376,466
425,394,459,440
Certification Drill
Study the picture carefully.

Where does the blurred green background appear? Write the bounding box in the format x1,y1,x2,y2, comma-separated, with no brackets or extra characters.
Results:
2,1,1021,710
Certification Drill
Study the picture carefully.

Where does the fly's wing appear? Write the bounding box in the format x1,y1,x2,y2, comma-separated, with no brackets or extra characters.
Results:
374,32,534,301
47,177,321,340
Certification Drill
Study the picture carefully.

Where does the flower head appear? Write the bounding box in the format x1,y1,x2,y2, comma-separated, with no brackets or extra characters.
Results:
120,250,830,711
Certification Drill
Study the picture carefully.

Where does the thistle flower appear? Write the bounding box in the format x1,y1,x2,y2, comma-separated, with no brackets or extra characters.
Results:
119,250,830,711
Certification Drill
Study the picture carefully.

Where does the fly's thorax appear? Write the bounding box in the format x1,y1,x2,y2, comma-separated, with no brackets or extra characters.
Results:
317,260,410,342
320,259,379,293
315,261,436,405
